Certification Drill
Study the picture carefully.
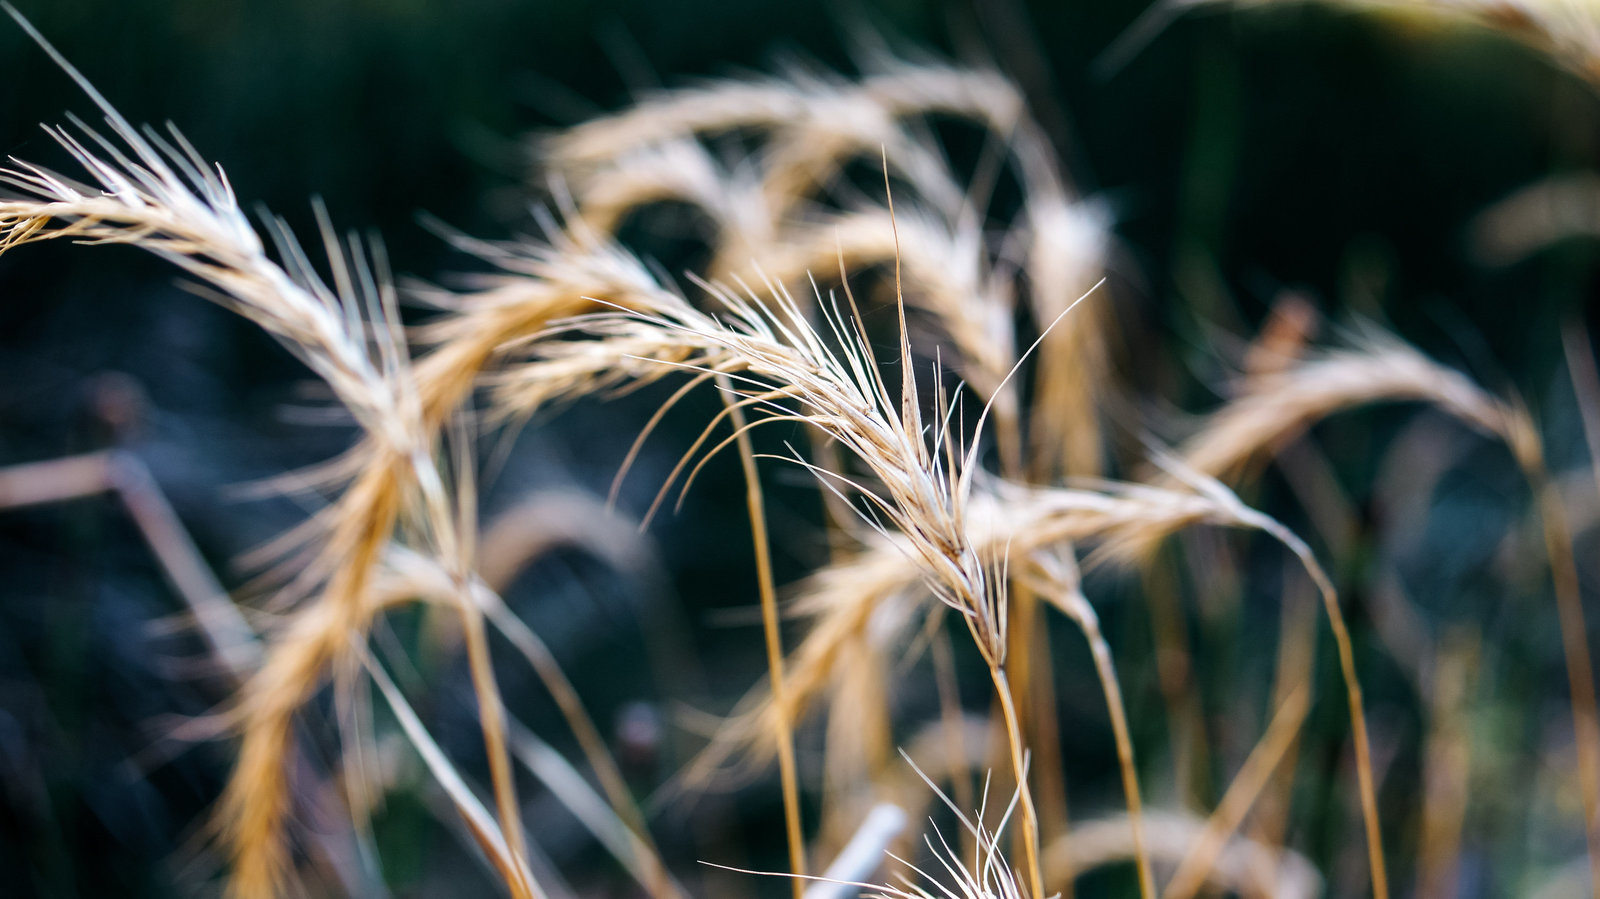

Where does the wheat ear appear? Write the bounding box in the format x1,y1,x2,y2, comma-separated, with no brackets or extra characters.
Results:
0,16,545,891
1176,329,1600,895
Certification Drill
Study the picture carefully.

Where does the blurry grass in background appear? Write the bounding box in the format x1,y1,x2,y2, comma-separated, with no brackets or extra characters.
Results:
1,1,1598,897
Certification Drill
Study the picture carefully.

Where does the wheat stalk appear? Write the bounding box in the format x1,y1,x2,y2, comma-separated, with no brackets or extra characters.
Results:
0,17,547,893
1172,326,1600,896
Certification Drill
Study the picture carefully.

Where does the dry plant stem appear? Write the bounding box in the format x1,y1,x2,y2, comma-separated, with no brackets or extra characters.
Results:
1044,811,1320,899
367,549,676,899
505,717,681,899
0,449,259,681
477,596,661,866
989,666,1046,899
1003,572,1063,874
996,403,1061,860
1000,399,1067,858
1162,684,1311,899
1260,520,1388,899
460,595,537,899
1034,571,1154,899
721,373,807,897
1010,586,1070,858
1250,566,1317,892
432,428,531,889
360,647,539,898
1079,646,1146,898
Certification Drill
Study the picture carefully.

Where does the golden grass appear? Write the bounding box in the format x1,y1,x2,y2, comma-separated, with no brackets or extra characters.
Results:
724,372,810,899
9,10,1597,899
1043,810,1322,898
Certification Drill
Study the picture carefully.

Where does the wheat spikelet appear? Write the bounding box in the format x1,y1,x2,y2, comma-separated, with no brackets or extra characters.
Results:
1176,328,1519,484
23,10,1591,897
763,207,1018,401
552,228,1074,888
0,21,548,894
538,63,1111,865
1022,195,1114,480
1178,323,1600,893
532,51,1109,482
542,62,1024,218
554,275,999,648
682,469,1337,777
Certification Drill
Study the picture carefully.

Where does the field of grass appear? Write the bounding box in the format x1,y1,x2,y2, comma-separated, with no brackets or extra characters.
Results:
2,2,1598,897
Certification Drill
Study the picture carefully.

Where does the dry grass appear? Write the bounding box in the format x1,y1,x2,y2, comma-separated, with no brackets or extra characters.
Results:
4,7,1597,899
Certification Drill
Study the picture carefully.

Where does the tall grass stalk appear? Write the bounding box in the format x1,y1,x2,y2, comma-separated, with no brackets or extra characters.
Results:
11,10,1594,897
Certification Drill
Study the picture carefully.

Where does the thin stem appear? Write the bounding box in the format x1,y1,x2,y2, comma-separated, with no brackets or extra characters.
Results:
722,373,807,899
989,666,1045,899
478,591,676,899
1252,561,1316,880
996,365,1069,888
457,594,539,899
1163,684,1311,899
1260,522,1388,899
1033,561,1152,899
1079,616,1154,899
361,646,539,898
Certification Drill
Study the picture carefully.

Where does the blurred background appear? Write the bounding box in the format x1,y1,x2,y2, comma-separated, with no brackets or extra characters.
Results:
2,1,1598,897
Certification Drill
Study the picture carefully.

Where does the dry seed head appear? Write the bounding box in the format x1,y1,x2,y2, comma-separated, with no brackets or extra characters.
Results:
534,53,1111,483
764,206,1018,402
559,139,777,261
0,21,543,893
1178,329,1520,485
685,470,1309,781
1024,197,1113,478
543,63,1022,202
870,758,1033,899
566,269,1006,663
